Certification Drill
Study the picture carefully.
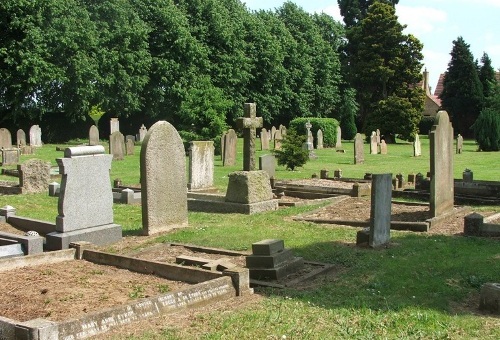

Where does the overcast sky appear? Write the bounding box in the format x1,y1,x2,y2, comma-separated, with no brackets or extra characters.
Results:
244,0,500,92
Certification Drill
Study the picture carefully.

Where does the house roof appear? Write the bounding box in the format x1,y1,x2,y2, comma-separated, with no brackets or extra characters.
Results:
434,73,445,98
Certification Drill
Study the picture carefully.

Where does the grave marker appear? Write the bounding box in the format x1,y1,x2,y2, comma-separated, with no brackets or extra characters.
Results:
125,138,135,155
89,125,99,146
274,130,283,150
110,118,120,134
1,148,20,165
413,134,421,157
16,129,26,147
270,126,277,141
236,103,263,171
370,131,378,154
279,124,287,137
141,121,188,235
335,125,342,149
259,154,276,178
354,133,364,164
18,159,51,194
222,129,237,166
380,140,387,154
260,128,269,150
369,173,392,247
0,128,12,149
456,134,463,154
316,129,324,149
29,125,42,147
188,141,214,190
109,131,125,160
138,124,147,142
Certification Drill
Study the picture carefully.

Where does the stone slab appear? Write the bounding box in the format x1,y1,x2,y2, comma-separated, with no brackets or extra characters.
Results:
248,257,304,280
188,195,278,215
0,243,24,259
45,224,122,250
245,249,294,268
369,174,392,247
0,230,44,255
251,239,284,255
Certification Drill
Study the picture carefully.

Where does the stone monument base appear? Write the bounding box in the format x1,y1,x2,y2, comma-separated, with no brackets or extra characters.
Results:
188,193,278,215
46,224,122,250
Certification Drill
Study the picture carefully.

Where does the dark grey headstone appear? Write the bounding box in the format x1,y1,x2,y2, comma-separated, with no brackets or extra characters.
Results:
188,141,214,190
369,173,392,247
259,154,276,178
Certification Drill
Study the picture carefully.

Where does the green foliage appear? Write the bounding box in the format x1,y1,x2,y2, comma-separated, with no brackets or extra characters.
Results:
289,117,339,147
478,52,496,99
339,86,358,140
440,37,484,137
418,116,436,135
472,108,500,151
273,129,309,170
88,105,105,125
338,0,399,28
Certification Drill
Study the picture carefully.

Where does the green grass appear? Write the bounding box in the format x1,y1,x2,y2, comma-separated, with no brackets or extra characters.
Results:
0,136,499,339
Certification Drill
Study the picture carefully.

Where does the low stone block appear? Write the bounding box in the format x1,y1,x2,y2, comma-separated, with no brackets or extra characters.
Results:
251,239,284,255
223,267,253,296
464,213,483,236
479,283,500,314
356,228,370,245
225,171,273,204
45,223,122,250
248,257,304,280
245,249,294,269
0,243,24,259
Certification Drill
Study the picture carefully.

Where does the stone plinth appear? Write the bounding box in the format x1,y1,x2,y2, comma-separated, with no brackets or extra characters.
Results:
225,171,273,204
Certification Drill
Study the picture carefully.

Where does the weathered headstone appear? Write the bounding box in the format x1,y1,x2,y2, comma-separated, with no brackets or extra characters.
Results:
413,134,421,157
260,128,270,150
369,173,392,247
16,129,26,147
236,103,263,171
188,141,214,191
335,125,342,149
376,129,381,145
354,133,364,164
279,124,287,137
89,125,99,146
370,131,378,154
270,126,277,141
141,121,188,235
456,134,463,154
18,159,51,193
110,118,120,134
0,128,12,149
126,135,135,144
430,110,454,218
274,130,283,150
303,120,314,151
380,140,387,155
109,131,125,160
259,154,276,178
1,148,20,165
29,125,42,147
125,138,135,155
222,129,237,166
316,129,324,149
138,124,147,142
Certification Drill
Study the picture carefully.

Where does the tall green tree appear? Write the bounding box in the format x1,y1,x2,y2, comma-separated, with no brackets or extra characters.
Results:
478,52,496,99
439,36,484,137
338,0,399,28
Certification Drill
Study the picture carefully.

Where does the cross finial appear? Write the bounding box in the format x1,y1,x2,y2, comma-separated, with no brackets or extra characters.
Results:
236,103,263,171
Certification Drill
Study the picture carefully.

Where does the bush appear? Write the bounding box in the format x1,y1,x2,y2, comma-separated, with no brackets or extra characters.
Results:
273,129,309,170
472,108,500,151
418,116,435,135
289,117,339,147
341,113,357,140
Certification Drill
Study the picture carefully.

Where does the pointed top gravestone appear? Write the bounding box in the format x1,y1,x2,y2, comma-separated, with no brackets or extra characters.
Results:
222,129,237,166
109,131,125,160
260,128,269,150
380,140,387,154
316,129,324,149
354,133,364,164
335,126,342,149
236,103,263,171
29,125,42,147
0,128,12,149
413,134,421,157
141,121,188,235
430,110,454,218
89,125,99,146
17,129,26,147
376,129,381,145
110,118,120,134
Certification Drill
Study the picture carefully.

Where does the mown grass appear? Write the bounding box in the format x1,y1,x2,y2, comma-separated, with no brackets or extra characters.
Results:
0,135,499,339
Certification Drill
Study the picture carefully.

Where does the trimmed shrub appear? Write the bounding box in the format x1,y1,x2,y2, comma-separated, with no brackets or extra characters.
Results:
472,108,500,151
273,129,309,171
418,116,435,135
289,117,339,147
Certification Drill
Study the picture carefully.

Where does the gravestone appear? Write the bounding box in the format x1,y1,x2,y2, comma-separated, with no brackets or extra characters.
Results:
274,130,283,150
110,118,120,134
188,141,214,190
376,129,381,145
125,138,135,156
1,148,20,165
48,145,121,249
138,124,147,142
89,125,99,146
380,140,387,155
354,133,364,164
370,131,378,154
456,134,463,154
109,131,125,160
335,125,342,149
141,121,188,235
303,120,314,151
259,154,276,178
18,159,51,193
16,129,26,147
270,126,277,141
369,174,392,247
316,129,324,149
236,103,263,171
225,171,273,204
430,110,454,218
29,125,42,147
279,124,287,137
413,134,421,157
0,128,12,149
126,135,135,144
260,128,269,150
222,129,237,166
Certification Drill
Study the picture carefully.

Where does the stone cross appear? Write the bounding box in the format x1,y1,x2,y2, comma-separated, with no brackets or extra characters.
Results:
305,120,313,144
236,103,263,171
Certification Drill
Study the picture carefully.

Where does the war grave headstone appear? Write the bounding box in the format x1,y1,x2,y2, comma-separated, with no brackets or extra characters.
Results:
260,128,270,150
413,134,421,157
110,117,120,134
29,125,42,147
335,125,342,149
354,133,364,164
89,125,99,146
380,140,388,155
259,154,276,179
456,134,463,154
430,110,454,218
370,131,378,154
138,124,147,142
316,129,324,149
109,131,126,160
125,138,135,156
18,159,51,194
141,121,188,235
222,129,237,166
274,129,283,150
356,173,392,247
0,128,12,149
16,129,26,147
237,103,263,171
188,141,214,191
270,126,277,141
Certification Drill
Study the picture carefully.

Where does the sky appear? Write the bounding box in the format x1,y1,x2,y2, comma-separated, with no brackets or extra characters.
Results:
244,0,500,93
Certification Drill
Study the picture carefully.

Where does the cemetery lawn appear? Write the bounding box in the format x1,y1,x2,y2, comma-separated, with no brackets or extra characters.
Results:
0,137,499,339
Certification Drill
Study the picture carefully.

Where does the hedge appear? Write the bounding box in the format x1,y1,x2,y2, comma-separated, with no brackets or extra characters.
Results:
289,117,339,148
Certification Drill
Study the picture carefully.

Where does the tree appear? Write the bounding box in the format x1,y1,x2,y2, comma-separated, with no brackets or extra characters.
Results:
439,37,484,137
338,0,399,28
273,129,309,170
472,108,500,151
478,52,496,99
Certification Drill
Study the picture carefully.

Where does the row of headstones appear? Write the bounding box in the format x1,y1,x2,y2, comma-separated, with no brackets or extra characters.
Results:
0,125,42,149
89,123,148,161
260,127,285,151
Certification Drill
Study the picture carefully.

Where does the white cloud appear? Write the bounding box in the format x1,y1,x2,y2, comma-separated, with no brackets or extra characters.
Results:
396,6,448,36
422,49,450,90
317,5,342,22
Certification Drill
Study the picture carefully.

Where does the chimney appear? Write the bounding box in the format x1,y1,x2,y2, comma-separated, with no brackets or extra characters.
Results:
423,68,430,95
